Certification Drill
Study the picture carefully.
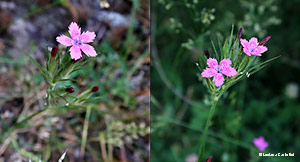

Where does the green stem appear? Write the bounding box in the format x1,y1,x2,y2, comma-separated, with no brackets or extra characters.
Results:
46,83,56,108
198,95,219,162
81,106,91,157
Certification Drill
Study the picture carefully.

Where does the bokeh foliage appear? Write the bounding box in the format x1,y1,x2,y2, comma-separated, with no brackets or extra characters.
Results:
151,0,300,161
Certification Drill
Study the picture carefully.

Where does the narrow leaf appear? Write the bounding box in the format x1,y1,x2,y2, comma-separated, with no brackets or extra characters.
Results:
211,40,219,60
217,35,223,60
24,50,49,80
84,96,103,102
59,79,80,82
248,55,281,72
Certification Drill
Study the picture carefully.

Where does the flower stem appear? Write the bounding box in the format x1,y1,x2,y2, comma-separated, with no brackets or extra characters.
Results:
46,83,56,108
197,95,218,162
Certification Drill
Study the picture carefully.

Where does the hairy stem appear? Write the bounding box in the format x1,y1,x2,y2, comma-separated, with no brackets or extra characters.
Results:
198,95,218,162
46,83,56,107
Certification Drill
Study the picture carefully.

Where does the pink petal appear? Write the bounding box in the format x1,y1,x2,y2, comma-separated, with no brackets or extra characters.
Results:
80,44,97,57
240,38,249,48
243,48,252,56
257,46,268,54
68,22,81,38
213,73,224,87
70,45,82,60
207,58,218,68
222,67,237,77
56,35,73,46
250,48,262,56
219,58,232,68
249,37,258,44
201,68,217,78
81,31,96,43
251,52,262,56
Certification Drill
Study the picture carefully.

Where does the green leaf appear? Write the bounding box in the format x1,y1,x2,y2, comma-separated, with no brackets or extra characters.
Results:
84,96,103,102
50,93,58,106
249,64,268,75
46,42,50,71
65,94,77,99
229,38,239,61
11,138,42,162
211,40,219,60
24,49,49,81
222,38,229,58
217,35,223,60
58,95,69,103
248,55,281,72
73,58,92,70
59,78,80,82
197,52,204,69
228,24,234,49
0,108,47,142
238,55,250,72
242,56,256,73
233,49,243,69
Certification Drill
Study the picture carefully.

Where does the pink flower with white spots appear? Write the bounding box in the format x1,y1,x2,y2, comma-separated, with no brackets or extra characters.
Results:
253,136,268,151
56,22,97,60
201,58,237,87
240,37,268,56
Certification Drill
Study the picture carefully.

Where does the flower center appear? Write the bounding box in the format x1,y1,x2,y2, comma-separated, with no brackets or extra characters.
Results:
73,37,82,46
216,66,222,73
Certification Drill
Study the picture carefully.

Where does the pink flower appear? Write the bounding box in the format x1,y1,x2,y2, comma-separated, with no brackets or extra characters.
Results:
56,22,97,60
253,136,268,151
201,58,237,87
240,37,268,56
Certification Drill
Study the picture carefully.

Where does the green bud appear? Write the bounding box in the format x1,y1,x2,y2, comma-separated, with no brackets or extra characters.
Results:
73,85,100,104
52,87,66,95
47,47,58,76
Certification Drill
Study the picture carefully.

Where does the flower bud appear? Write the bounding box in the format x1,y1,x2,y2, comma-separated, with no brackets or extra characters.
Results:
206,156,213,162
65,87,74,93
259,36,271,46
204,50,210,59
91,86,100,93
51,46,58,58
237,28,243,39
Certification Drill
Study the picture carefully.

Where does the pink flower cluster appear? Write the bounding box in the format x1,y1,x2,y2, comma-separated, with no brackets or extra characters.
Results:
56,22,97,60
202,34,271,87
201,58,237,87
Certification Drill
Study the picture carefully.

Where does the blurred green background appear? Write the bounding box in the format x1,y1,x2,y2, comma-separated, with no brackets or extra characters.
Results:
151,0,299,162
